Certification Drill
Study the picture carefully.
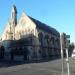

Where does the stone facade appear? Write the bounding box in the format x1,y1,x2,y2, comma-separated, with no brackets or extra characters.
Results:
1,5,60,60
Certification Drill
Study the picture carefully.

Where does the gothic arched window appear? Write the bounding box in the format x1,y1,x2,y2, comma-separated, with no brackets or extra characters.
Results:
55,39,60,48
38,32,43,45
44,35,49,46
50,37,55,46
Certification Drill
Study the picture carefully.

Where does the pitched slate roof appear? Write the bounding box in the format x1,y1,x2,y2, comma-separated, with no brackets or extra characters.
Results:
29,16,60,37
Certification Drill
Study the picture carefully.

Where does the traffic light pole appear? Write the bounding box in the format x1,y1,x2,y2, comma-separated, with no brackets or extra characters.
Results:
60,33,70,75
60,34,64,75
66,48,70,75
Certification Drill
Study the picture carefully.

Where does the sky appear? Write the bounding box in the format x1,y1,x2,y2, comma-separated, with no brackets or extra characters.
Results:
0,0,75,43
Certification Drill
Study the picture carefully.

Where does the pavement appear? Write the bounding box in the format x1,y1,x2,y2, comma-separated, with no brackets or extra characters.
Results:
0,58,74,75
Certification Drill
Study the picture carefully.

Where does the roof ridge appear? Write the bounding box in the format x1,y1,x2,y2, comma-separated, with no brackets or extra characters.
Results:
29,16,60,36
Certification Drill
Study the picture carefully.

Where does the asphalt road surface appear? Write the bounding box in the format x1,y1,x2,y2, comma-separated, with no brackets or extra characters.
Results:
0,58,75,75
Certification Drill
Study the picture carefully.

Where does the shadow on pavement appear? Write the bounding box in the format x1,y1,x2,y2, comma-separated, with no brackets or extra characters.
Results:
0,57,61,68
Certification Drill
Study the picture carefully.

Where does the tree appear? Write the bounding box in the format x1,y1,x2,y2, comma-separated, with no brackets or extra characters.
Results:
68,43,74,57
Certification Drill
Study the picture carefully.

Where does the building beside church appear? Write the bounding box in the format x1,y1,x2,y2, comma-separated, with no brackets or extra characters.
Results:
1,5,60,60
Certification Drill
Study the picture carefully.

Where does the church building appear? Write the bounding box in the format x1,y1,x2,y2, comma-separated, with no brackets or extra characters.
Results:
1,5,60,60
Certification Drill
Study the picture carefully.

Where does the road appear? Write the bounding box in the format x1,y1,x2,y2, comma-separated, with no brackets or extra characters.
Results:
0,58,75,75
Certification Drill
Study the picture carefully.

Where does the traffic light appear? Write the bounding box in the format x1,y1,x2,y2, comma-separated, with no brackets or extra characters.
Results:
61,33,70,49
65,35,70,48
61,33,66,49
